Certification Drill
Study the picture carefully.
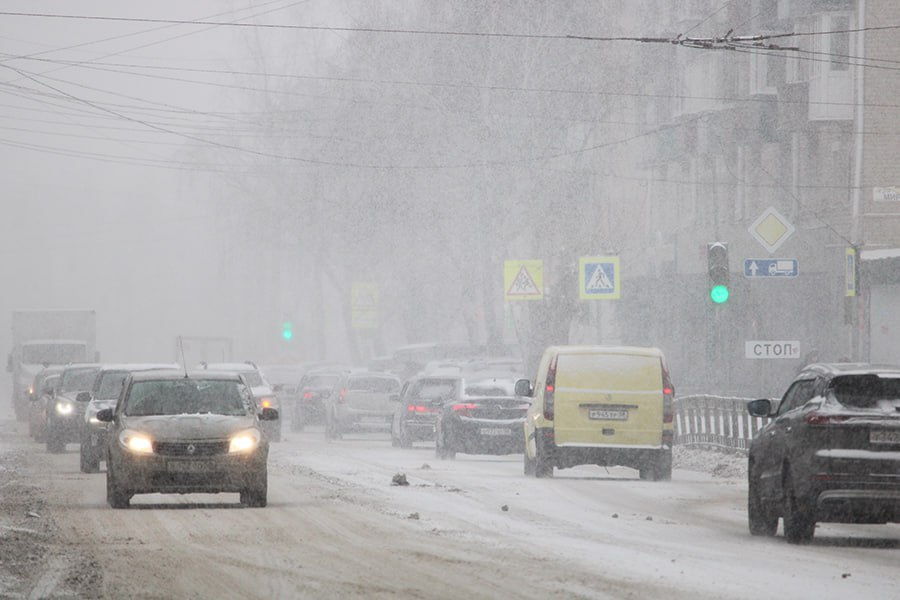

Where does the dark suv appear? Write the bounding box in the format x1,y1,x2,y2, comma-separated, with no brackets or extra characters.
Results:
391,375,462,447
747,363,900,543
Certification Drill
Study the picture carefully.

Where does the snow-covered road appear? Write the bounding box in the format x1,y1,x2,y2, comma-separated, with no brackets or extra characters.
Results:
2,420,900,599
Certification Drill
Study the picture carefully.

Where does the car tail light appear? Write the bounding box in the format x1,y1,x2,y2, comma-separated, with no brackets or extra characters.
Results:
662,359,675,425
407,404,431,413
453,403,476,416
805,413,850,426
544,355,557,421
303,391,313,399
337,388,347,404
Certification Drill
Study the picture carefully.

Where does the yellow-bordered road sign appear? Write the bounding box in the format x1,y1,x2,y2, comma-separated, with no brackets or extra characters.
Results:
504,260,543,301
579,256,620,300
351,282,379,329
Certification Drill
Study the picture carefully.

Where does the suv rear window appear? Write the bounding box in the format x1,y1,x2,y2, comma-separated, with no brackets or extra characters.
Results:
830,375,900,409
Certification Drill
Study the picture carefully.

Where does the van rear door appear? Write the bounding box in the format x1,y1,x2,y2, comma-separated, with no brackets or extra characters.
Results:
553,351,664,447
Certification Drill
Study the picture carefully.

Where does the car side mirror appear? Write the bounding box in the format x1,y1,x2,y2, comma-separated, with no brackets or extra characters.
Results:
260,407,279,421
747,398,773,418
96,408,114,422
76,391,92,403
514,378,533,397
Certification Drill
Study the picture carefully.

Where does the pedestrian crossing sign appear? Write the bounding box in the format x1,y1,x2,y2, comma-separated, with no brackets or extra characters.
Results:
504,260,543,301
579,256,620,300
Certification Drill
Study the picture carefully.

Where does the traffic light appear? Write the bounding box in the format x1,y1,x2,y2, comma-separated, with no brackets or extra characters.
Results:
707,242,729,304
281,321,293,341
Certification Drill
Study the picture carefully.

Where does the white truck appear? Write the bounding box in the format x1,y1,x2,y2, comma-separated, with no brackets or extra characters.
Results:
7,310,98,421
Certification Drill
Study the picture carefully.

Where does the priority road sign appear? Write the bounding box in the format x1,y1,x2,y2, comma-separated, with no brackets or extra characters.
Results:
743,258,799,278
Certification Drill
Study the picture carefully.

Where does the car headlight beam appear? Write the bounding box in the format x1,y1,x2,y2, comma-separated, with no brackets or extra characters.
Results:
229,429,261,453
118,430,154,454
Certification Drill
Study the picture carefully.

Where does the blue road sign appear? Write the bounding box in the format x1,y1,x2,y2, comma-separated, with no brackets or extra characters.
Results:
743,258,799,278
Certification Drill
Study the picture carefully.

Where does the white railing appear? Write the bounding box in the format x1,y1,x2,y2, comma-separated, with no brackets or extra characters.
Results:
673,395,771,453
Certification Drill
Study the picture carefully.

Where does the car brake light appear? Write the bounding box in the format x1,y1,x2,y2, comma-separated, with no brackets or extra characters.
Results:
338,388,346,404
407,405,430,413
303,391,313,399
453,403,476,416
544,356,557,421
661,359,675,424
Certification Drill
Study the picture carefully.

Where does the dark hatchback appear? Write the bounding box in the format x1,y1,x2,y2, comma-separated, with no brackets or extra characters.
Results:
747,363,900,543
434,394,530,459
98,370,278,508
391,376,462,447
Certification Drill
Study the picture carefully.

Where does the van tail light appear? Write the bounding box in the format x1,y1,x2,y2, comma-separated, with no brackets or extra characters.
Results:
661,359,675,424
544,355,557,421
805,413,850,426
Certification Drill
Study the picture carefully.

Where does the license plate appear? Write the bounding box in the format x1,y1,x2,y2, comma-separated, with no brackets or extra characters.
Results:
480,428,512,436
589,409,628,421
870,430,900,444
167,461,210,473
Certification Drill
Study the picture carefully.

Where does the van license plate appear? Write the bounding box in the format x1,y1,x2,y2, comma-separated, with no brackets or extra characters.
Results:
589,409,628,421
480,428,511,436
167,461,209,473
870,430,900,444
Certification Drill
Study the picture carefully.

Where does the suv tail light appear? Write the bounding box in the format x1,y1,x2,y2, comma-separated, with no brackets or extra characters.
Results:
805,413,850,426
407,404,433,413
453,403,477,416
544,355,557,421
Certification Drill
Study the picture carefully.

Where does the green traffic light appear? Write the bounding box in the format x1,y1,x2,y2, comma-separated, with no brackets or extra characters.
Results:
282,322,293,340
710,285,729,304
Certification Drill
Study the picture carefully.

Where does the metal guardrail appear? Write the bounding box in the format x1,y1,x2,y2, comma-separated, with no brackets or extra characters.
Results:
673,394,771,454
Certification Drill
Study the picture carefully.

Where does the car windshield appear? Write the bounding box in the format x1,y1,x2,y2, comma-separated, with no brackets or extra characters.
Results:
96,371,129,400
306,374,340,388
348,376,400,393
409,379,457,400
124,379,250,417
830,374,900,409
59,368,100,393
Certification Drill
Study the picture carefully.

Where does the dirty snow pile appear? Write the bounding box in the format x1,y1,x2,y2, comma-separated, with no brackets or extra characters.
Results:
674,446,747,479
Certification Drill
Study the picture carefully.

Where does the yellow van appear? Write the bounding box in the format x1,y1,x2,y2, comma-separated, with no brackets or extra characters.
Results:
515,346,674,480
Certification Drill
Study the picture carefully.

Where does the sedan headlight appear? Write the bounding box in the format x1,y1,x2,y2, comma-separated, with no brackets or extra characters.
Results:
55,401,74,415
118,430,154,454
229,429,261,453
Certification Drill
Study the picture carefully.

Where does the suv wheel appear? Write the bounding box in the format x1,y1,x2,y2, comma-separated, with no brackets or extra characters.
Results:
782,470,815,543
748,467,778,536
106,465,131,509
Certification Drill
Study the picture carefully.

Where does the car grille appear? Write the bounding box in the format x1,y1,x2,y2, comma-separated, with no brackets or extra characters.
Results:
154,441,229,456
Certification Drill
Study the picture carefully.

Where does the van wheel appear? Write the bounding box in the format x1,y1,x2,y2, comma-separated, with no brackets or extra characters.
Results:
523,448,536,476
640,451,672,481
534,435,553,478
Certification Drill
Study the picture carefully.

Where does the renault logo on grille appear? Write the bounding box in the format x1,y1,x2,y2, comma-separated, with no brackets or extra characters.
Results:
186,444,196,455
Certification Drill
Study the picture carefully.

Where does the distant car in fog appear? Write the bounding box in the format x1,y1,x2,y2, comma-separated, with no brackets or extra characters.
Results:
324,372,401,439
28,366,64,442
45,364,102,453
434,391,530,460
200,362,281,442
79,363,177,473
391,375,463,447
747,363,900,544
97,370,277,508
291,367,349,431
